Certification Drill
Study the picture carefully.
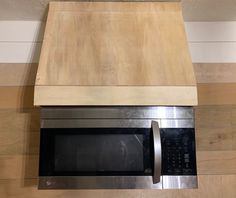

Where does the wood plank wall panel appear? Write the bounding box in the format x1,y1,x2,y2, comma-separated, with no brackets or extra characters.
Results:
0,63,38,86
0,86,34,109
194,63,236,83
197,83,236,105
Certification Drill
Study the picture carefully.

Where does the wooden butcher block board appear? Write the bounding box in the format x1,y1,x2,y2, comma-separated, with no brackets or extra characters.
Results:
34,1,197,106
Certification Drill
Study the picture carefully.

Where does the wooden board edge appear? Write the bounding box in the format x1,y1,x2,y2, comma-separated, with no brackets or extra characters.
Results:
34,85,198,106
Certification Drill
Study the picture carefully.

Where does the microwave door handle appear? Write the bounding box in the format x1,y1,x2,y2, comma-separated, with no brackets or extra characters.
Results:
152,121,162,184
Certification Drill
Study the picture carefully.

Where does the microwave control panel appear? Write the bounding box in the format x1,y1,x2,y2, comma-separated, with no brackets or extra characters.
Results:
160,128,197,176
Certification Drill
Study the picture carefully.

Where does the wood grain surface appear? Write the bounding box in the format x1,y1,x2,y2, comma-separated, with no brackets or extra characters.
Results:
34,85,198,106
194,63,236,83
37,2,194,86
34,2,197,106
197,83,236,105
0,86,34,109
0,63,38,86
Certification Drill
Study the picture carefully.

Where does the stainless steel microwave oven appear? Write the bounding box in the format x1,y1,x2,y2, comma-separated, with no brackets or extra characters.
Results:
38,106,197,189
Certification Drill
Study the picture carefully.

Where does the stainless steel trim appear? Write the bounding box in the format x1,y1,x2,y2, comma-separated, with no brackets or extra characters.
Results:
160,119,194,128
41,119,162,128
38,176,163,189
152,121,161,184
162,176,198,189
41,119,193,128
41,107,194,119
39,176,198,189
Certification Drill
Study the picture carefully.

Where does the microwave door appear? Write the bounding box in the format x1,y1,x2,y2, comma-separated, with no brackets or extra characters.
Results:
39,119,164,189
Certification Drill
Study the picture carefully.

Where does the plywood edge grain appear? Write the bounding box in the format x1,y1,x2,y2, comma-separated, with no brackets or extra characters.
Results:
34,85,198,106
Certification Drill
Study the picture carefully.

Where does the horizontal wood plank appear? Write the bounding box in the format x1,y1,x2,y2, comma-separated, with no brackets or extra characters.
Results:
196,127,234,151
194,63,236,83
197,151,236,175
0,155,38,179
195,105,233,128
0,86,34,109
0,63,38,86
0,175,235,197
198,83,236,105
0,131,39,155
0,108,39,155
0,109,39,132
231,110,236,126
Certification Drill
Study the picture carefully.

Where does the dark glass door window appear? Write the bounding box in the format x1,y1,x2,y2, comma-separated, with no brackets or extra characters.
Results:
39,128,153,176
